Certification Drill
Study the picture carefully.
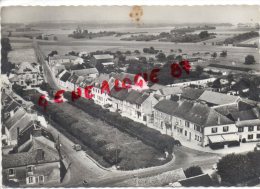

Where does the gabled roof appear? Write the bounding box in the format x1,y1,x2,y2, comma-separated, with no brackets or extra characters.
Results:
236,119,260,127
2,146,59,169
111,72,137,85
154,100,234,127
154,100,179,115
110,88,129,101
93,54,113,60
67,74,79,83
3,101,20,113
60,71,72,82
199,91,240,106
181,87,204,100
150,83,166,91
125,90,150,105
72,68,98,76
178,174,213,187
49,54,78,61
4,108,28,129
159,86,182,96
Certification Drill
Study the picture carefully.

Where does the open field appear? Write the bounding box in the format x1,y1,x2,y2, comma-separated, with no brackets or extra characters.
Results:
8,47,37,64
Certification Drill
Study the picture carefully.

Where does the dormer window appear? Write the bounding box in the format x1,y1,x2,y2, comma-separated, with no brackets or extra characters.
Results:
27,166,33,173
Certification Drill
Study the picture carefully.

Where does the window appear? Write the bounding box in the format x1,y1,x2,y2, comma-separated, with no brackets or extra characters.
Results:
238,127,244,132
257,134,260,139
8,169,15,176
248,126,254,132
185,130,187,136
195,135,197,140
223,126,229,132
257,126,260,131
195,125,201,132
211,127,218,133
248,134,253,140
28,176,34,184
21,81,24,85
39,175,44,183
185,121,190,128
143,116,147,121
27,166,33,173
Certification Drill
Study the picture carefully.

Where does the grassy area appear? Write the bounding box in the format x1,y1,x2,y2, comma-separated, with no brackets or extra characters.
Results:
55,102,169,170
8,48,37,64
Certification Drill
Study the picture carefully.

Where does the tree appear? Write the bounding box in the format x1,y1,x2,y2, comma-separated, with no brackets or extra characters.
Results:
195,65,204,76
211,52,217,58
53,36,58,41
220,50,227,57
244,55,256,65
1,38,14,74
199,31,210,39
156,52,166,62
48,50,58,57
217,153,256,185
134,50,140,54
184,166,203,178
166,54,175,62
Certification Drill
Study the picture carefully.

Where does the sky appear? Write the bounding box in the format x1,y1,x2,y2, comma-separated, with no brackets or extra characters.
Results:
1,6,259,24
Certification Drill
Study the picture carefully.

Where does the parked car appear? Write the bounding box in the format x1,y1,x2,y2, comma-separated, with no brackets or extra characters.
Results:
73,144,82,151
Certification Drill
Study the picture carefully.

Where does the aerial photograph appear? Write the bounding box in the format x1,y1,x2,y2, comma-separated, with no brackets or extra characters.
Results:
1,5,260,187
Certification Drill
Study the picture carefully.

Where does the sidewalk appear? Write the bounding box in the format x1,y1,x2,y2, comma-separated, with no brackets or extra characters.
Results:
173,134,258,155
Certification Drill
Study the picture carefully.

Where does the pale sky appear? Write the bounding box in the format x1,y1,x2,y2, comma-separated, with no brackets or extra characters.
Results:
1,6,259,24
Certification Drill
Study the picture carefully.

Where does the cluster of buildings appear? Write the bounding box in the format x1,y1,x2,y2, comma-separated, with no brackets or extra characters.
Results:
1,90,61,187
9,62,44,88
51,55,260,149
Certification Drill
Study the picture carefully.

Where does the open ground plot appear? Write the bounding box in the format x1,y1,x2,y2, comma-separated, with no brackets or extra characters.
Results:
50,102,168,170
8,47,37,64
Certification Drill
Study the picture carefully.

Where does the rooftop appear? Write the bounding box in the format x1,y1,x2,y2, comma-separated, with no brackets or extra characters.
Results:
16,62,38,74
60,71,72,82
181,87,205,100
198,90,240,106
72,67,98,77
93,54,114,60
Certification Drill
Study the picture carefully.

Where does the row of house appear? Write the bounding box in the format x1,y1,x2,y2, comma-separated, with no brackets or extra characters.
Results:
1,91,61,187
9,62,44,88
52,57,260,149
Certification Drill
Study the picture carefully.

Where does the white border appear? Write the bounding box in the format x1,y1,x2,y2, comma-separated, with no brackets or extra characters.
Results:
1,0,260,6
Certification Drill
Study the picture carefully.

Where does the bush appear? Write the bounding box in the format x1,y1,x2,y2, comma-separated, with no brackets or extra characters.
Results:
184,166,203,178
65,93,176,153
217,153,256,185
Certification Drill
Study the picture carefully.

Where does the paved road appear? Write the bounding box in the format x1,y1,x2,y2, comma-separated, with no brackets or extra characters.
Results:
33,39,59,90
33,39,220,186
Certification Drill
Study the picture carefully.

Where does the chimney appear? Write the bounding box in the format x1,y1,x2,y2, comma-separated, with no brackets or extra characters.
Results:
217,116,221,125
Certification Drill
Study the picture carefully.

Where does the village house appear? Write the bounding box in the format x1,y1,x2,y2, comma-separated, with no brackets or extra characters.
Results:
111,72,149,91
110,88,158,125
2,101,32,146
198,90,241,107
49,55,83,67
214,101,260,142
56,70,71,89
91,74,114,106
151,85,182,101
2,123,61,187
167,78,216,88
71,67,99,78
153,99,238,147
92,54,114,66
10,62,43,88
